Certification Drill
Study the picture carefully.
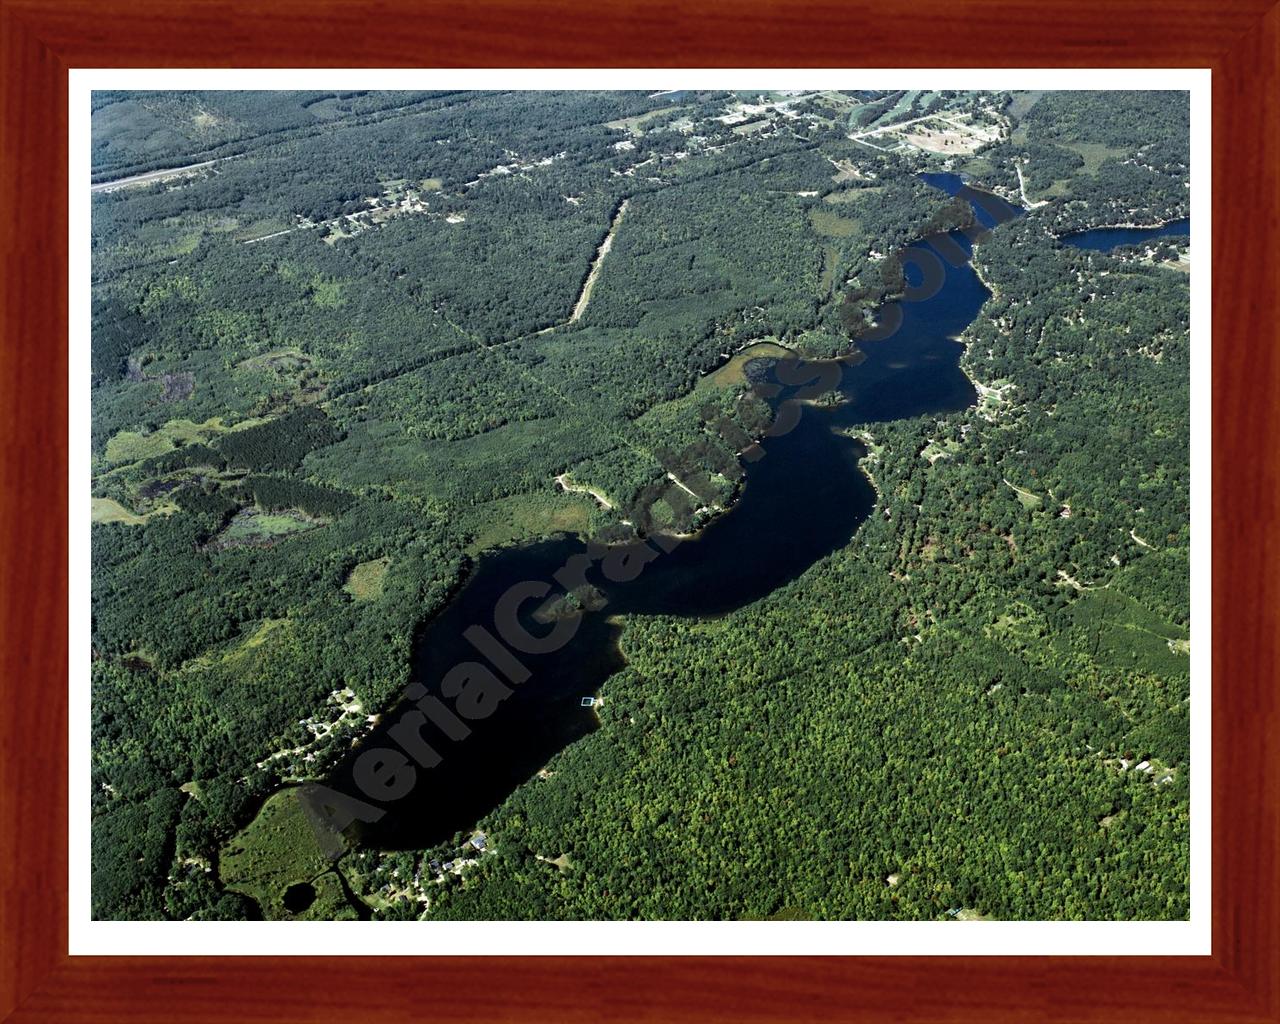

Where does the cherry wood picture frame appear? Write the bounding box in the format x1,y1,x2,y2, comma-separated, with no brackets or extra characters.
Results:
2,1,1276,1020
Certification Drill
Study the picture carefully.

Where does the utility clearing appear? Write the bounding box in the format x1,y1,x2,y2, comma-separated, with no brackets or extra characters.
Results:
570,199,630,323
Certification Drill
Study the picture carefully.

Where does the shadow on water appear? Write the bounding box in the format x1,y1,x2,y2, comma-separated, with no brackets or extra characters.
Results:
327,177,1024,852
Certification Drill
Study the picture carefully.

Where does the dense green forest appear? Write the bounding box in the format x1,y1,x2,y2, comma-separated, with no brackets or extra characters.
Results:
90,89,1191,922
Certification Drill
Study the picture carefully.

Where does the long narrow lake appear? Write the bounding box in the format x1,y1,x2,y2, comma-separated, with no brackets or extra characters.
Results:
325,175,1024,853
1060,217,1191,252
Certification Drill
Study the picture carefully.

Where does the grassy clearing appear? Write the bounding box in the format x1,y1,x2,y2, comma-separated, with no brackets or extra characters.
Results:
1063,590,1189,678
1062,142,1126,174
1008,91,1044,120
104,429,176,464
105,424,199,464
823,185,881,205
809,207,861,238
460,492,593,554
309,274,345,309
201,508,321,551
237,617,287,652
178,616,294,674
218,509,320,546
220,789,357,920
819,245,839,295
1003,478,1042,509
920,439,961,464
960,157,997,179
103,415,269,468
344,557,391,601
604,105,682,135
1036,180,1076,200
237,347,312,374
91,497,151,525
133,217,205,258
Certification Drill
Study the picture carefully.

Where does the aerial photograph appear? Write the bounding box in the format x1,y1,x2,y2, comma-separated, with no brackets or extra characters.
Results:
89,87,1191,922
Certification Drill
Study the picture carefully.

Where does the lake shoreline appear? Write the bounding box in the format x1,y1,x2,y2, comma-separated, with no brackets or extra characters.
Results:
1059,216,1190,235
295,175,1022,858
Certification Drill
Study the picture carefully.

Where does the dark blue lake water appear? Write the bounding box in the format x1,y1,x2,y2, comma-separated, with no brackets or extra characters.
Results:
324,177,1025,852
1059,218,1191,252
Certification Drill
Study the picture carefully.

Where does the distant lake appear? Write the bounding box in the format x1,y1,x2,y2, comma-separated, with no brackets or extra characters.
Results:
921,170,1191,255
1060,218,1191,252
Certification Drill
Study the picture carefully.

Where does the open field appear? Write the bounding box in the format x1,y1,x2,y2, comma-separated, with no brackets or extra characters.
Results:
809,207,861,238
819,245,839,294
1061,590,1190,680
344,557,391,601
461,492,594,554
207,508,324,549
103,415,269,468
237,347,313,374
1062,141,1126,174
1007,91,1044,120
90,497,176,525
